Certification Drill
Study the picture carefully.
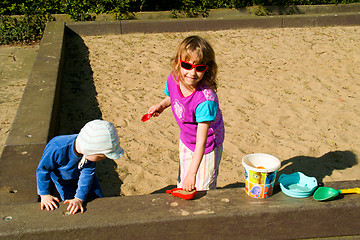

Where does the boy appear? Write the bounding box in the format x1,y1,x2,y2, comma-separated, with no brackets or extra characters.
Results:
36,120,124,214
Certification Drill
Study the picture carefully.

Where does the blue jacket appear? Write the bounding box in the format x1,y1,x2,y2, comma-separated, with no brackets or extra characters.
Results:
36,134,99,201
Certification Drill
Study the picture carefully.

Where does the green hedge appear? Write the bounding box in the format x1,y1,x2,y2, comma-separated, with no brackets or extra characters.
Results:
2,0,359,16
0,0,132,21
1,0,359,45
0,14,55,45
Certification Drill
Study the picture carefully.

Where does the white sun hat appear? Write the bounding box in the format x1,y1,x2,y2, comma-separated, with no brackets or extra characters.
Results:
76,120,124,168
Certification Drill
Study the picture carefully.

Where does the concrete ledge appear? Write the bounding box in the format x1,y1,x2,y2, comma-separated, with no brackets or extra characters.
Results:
0,144,45,204
66,13,360,36
5,21,66,146
1,181,360,239
283,12,360,27
120,17,284,34
0,22,66,205
65,21,122,36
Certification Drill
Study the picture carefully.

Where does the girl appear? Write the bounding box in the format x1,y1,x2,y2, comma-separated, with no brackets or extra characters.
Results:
148,36,225,191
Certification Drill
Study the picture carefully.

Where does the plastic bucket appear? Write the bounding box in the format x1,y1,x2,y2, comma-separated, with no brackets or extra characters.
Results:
242,153,281,199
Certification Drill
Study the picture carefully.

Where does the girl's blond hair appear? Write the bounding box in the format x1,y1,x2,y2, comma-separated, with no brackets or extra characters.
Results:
171,36,218,91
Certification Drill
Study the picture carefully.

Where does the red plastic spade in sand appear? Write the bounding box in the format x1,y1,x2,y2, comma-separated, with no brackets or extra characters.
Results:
141,114,152,122
166,188,197,200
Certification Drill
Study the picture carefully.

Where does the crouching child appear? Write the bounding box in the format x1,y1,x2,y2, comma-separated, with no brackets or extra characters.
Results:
36,120,124,214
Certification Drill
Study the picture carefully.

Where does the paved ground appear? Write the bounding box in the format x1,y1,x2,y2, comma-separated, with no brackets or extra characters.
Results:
0,45,39,157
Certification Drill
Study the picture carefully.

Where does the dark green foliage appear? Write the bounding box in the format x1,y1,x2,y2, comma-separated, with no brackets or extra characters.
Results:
0,14,54,45
0,0,132,21
0,0,63,15
0,0,359,44
169,0,211,18
2,0,359,17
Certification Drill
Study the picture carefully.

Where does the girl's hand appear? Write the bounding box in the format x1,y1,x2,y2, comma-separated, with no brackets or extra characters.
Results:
182,173,196,192
148,104,164,117
40,194,60,211
64,198,84,214
148,96,171,117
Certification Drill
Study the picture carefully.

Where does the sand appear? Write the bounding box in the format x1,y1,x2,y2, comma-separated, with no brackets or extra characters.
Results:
69,26,359,197
3,27,359,198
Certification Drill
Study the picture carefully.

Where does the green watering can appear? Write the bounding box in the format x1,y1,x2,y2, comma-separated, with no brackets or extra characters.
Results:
313,187,360,201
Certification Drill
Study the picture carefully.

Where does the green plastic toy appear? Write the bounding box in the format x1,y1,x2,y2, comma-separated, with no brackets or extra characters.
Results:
313,187,360,201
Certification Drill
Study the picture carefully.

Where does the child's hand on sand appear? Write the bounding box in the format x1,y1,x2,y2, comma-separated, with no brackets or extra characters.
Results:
40,194,60,211
64,198,84,214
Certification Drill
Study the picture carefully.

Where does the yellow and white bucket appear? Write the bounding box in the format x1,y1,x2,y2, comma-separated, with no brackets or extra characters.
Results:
242,153,281,198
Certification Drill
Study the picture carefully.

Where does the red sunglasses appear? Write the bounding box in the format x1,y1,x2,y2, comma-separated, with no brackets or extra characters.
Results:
180,60,208,72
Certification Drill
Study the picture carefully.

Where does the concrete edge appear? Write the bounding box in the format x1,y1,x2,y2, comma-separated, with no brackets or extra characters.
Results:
0,22,66,204
66,12,360,36
1,182,360,239
5,21,66,146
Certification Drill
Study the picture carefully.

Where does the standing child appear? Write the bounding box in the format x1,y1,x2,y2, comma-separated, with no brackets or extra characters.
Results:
36,120,124,214
148,36,225,191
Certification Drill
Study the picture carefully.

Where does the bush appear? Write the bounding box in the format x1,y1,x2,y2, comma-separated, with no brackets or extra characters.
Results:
0,0,133,45
0,0,132,20
1,0,359,45
0,14,54,45
1,0,359,18
0,0,63,15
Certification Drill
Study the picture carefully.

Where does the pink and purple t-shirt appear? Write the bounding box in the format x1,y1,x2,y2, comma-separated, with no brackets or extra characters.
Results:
165,74,225,154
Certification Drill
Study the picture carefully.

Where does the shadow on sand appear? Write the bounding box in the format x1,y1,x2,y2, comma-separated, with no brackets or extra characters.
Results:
277,150,358,185
218,150,357,192
58,28,102,134
58,28,122,197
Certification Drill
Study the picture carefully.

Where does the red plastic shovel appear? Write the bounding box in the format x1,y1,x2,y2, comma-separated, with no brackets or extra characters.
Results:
166,188,197,200
141,114,152,122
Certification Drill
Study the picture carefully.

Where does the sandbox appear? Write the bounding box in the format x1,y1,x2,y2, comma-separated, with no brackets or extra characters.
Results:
1,9,360,239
